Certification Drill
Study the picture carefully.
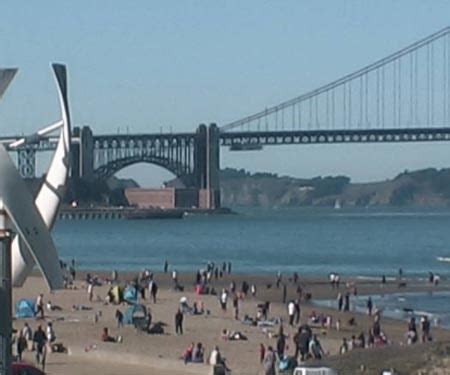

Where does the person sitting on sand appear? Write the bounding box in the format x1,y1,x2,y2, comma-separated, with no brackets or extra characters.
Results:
46,301,62,312
192,342,204,363
192,301,205,315
221,329,247,341
182,342,194,364
101,327,116,342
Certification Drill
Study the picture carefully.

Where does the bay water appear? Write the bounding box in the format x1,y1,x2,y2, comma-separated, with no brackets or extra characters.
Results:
54,207,450,278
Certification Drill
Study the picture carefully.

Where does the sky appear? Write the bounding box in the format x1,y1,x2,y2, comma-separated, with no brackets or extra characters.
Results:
1,1,450,186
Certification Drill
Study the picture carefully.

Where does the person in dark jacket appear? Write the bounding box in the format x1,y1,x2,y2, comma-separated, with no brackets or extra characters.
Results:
175,309,184,335
33,325,47,366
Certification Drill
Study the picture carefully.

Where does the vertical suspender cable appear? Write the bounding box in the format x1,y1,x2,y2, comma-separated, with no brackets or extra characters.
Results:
431,42,435,125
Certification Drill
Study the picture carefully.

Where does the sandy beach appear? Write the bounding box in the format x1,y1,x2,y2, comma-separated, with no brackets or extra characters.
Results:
12,270,450,375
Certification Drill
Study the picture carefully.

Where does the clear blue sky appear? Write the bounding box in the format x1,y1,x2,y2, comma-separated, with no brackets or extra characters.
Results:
1,1,450,186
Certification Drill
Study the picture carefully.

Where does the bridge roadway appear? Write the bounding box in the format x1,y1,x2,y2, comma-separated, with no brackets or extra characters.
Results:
3,127,450,151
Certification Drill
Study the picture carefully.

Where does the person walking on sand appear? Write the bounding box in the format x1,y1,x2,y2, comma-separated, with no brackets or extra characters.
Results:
276,327,286,360
16,331,26,362
35,294,44,319
175,309,184,335
33,325,46,365
263,346,276,375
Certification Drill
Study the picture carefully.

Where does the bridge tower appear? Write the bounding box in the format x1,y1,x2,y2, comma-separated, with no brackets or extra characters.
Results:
194,123,221,209
71,126,94,181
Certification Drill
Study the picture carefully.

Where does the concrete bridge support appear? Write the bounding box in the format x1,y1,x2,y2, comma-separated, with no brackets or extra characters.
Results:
194,123,221,208
71,126,94,181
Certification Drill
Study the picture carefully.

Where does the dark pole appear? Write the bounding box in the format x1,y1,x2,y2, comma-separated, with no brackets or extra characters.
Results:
0,215,12,375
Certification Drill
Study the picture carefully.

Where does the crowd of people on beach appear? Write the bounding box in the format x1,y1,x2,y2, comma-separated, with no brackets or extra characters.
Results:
12,257,448,375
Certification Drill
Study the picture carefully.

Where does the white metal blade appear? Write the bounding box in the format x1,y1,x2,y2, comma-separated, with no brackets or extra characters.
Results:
9,120,63,149
11,64,71,287
0,145,63,290
0,69,17,99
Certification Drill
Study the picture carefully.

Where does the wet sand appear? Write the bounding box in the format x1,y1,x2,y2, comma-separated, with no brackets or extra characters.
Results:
12,271,450,375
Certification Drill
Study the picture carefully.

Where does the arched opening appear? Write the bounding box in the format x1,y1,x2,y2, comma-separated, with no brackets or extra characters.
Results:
114,162,177,188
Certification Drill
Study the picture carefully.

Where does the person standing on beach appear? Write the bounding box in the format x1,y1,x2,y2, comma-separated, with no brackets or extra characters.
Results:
288,301,295,326
344,292,350,311
87,282,94,302
263,346,276,375
172,269,178,286
164,260,168,273
294,300,301,325
232,293,239,320
150,280,158,303
421,316,431,342
337,293,343,311
367,297,373,316
220,289,228,311
259,343,266,363
230,280,236,294
227,262,232,274
276,271,282,288
115,309,124,328
175,309,184,335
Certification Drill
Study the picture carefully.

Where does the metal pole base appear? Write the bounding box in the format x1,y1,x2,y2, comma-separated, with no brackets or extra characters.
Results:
0,231,12,375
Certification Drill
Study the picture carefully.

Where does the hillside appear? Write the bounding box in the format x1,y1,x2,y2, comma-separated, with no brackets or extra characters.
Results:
220,167,450,208
28,167,450,208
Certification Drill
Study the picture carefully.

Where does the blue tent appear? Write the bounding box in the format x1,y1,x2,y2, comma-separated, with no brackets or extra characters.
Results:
15,299,36,318
123,286,138,304
124,304,147,325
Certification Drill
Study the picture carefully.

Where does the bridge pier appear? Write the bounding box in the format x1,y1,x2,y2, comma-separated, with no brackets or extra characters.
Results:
194,123,221,209
71,126,94,181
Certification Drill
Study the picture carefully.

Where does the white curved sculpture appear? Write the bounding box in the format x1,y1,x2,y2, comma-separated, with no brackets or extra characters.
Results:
11,64,71,287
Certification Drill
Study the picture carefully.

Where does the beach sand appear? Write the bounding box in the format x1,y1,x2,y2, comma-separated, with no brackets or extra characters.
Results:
12,271,450,375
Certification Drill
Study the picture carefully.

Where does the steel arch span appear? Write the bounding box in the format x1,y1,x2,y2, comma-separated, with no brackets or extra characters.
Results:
93,154,190,182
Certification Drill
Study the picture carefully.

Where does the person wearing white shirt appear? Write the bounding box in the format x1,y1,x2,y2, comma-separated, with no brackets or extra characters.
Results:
288,301,295,326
